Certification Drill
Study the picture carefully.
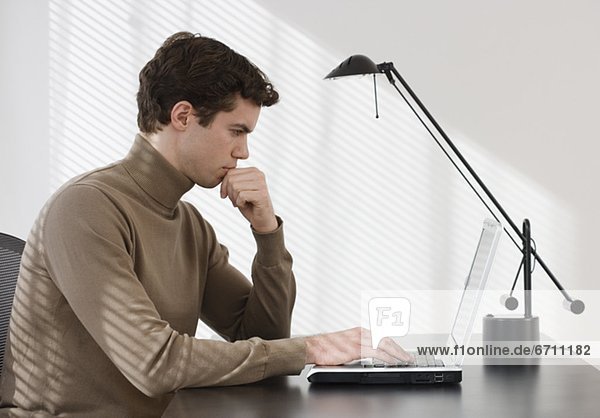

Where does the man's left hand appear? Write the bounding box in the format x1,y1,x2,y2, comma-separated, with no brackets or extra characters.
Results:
220,167,278,233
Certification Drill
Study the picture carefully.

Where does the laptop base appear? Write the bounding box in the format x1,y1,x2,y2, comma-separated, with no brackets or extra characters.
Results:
307,369,462,384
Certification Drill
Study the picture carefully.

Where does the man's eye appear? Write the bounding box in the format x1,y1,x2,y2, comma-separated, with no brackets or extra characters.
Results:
231,130,243,137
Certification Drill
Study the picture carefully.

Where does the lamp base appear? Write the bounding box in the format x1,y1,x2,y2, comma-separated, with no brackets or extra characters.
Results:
482,314,540,365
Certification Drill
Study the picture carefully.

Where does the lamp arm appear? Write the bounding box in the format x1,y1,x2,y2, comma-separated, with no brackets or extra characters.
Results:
377,62,577,304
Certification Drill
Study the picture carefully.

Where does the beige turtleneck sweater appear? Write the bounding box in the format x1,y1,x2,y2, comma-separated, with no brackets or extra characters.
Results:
0,135,306,417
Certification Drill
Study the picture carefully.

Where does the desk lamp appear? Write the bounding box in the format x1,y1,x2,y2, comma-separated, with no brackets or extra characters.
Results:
324,55,584,346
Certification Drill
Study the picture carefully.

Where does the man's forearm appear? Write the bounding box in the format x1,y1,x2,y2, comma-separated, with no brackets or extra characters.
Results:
235,218,296,340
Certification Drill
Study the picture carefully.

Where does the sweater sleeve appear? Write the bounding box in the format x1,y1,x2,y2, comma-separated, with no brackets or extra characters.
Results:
199,216,297,342
42,185,306,397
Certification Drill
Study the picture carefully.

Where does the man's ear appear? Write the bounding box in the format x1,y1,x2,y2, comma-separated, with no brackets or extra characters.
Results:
170,101,194,131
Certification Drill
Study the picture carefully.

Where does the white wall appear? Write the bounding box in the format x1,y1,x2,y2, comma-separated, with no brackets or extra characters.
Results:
1,0,598,338
0,0,49,238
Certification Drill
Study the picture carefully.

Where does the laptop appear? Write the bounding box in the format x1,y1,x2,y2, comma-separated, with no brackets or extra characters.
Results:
307,218,502,384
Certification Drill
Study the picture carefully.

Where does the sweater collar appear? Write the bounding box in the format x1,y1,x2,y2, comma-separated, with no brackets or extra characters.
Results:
122,134,194,210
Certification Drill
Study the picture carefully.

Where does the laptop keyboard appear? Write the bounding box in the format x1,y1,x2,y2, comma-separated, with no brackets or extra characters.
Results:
364,354,444,368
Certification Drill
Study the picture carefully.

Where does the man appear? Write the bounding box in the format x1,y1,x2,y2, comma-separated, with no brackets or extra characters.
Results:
0,32,409,416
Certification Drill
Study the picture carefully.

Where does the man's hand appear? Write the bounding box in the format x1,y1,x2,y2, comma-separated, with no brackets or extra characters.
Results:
220,167,278,233
304,327,413,365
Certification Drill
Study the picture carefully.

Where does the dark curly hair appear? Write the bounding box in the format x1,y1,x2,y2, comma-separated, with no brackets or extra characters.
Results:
137,32,279,133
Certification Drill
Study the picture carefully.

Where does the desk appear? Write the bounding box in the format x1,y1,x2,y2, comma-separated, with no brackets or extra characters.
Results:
163,364,600,417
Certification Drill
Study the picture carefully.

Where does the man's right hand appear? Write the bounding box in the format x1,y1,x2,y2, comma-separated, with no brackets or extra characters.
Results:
304,327,413,365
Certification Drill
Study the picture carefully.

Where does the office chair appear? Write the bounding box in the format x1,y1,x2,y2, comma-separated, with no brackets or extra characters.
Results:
0,232,25,375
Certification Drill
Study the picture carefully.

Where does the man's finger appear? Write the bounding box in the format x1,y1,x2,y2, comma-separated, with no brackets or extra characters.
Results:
378,337,414,362
220,173,229,198
225,181,259,205
235,190,266,208
360,346,398,364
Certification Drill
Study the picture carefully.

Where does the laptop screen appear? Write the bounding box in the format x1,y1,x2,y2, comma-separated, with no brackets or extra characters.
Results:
447,218,502,364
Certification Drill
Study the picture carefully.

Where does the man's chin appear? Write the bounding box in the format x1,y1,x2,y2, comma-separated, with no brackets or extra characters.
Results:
195,178,222,189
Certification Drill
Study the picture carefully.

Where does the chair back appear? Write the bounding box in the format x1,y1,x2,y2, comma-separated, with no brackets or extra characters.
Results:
0,233,25,374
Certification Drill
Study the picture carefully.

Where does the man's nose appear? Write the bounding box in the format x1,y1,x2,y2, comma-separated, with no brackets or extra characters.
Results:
233,136,249,160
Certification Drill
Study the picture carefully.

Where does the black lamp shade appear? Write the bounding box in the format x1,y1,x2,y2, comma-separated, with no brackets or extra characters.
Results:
324,54,380,79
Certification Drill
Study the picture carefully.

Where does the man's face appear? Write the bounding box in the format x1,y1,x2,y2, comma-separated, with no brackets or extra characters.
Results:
176,95,261,188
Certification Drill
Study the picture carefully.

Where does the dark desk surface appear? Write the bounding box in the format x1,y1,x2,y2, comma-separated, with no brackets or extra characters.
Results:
163,364,600,418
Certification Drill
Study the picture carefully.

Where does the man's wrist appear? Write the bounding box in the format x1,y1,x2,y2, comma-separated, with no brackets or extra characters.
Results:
251,216,278,234
305,335,320,364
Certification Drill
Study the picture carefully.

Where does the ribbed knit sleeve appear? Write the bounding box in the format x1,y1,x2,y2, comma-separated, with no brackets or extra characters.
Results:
199,215,297,342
